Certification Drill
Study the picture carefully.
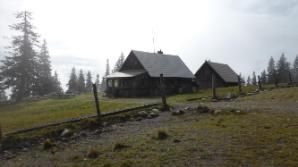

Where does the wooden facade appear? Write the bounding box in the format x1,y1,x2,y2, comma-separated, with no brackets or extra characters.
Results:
195,61,238,89
106,50,195,97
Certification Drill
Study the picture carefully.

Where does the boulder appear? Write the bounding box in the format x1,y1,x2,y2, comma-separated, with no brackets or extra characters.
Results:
214,109,222,115
137,111,148,118
172,109,185,116
61,128,73,137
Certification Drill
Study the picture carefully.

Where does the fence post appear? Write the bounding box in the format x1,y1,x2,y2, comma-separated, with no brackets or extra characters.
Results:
212,73,217,99
160,74,168,110
238,75,242,94
92,83,101,121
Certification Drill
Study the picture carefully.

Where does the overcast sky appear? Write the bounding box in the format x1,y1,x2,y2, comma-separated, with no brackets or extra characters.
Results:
1,0,298,89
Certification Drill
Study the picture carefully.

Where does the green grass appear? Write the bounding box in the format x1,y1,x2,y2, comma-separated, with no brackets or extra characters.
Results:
167,85,259,104
0,94,139,133
238,86,298,102
73,112,298,166
6,110,298,167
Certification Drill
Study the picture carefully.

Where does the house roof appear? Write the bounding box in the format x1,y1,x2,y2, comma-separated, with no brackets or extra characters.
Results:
106,70,146,78
129,50,195,78
196,61,238,83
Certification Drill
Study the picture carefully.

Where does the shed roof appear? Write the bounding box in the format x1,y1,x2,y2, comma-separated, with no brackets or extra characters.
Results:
129,50,195,78
196,61,238,83
106,70,146,78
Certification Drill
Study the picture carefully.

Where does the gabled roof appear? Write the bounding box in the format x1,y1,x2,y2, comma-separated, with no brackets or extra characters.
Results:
196,61,238,83
127,50,194,78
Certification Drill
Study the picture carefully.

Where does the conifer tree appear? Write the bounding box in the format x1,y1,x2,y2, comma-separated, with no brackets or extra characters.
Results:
67,67,78,93
95,74,100,85
247,76,251,85
52,71,63,93
77,69,86,93
86,71,93,92
113,52,125,72
267,57,276,84
276,53,290,83
252,71,257,85
293,55,298,82
0,11,39,101
260,70,267,84
34,39,53,96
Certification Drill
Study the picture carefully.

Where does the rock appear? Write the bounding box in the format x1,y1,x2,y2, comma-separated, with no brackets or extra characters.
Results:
173,139,181,143
235,110,241,114
147,112,159,118
80,132,87,137
197,105,210,113
214,110,222,115
172,109,185,116
138,111,148,118
224,92,232,100
61,128,73,137
184,107,192,111
152,108,160,112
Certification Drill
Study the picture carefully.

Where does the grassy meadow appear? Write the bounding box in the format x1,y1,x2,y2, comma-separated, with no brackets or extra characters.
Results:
0,84,294,134
0,94,140,133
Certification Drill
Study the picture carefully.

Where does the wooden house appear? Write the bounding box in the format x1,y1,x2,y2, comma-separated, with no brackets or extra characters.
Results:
195,61,238,89
106,50,195,97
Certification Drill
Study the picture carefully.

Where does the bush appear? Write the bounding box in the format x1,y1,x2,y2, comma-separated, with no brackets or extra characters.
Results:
155,129,169,140
43,138,55,150
87,147,99,158
114,143,129,151
0,123,2,141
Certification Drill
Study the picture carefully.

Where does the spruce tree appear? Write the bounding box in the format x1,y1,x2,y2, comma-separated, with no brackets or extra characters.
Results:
113,52,125,72
86,71,93,92
267,57,276,84
95,74,100,85
77,69,86,93
101,59,110,91
0,75,7,102
52,71,63,93
0,11,39,101
277,53,290,83
105,59,110,76
260,70,267,84
34,39,53,96
252,71,257,85
293,55,298,82
247,76,251,85
67,67,78,93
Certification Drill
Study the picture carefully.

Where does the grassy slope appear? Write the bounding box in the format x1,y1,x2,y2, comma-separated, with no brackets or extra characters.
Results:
1,86,298,166
0,94,139,133
84,113,298,167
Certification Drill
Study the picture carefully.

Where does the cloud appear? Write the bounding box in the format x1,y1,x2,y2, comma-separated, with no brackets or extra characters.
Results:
230,0,298,16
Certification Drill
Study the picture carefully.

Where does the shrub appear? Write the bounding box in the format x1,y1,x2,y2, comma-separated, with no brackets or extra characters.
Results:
121,160,133,167
114,143,129,151
43,138,55,150
87,147,99,158
155,129,169,140
0,123,2,141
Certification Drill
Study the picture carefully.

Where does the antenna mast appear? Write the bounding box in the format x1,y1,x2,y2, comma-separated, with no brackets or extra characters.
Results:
152,28,156,55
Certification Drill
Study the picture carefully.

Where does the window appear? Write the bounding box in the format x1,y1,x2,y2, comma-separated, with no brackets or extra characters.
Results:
114,79,119,88
108,80,112,87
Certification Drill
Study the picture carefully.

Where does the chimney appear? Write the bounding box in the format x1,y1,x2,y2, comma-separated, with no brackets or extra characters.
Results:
157,50,163,55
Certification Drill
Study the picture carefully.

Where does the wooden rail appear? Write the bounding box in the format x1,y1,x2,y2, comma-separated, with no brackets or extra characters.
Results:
6,103,160,135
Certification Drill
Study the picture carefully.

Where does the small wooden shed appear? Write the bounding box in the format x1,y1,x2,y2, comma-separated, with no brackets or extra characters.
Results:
106,50,195,97
195,61,238,89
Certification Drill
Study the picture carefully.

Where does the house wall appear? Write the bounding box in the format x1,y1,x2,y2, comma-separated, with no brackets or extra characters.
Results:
195,64,236,89
106,75,195,97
